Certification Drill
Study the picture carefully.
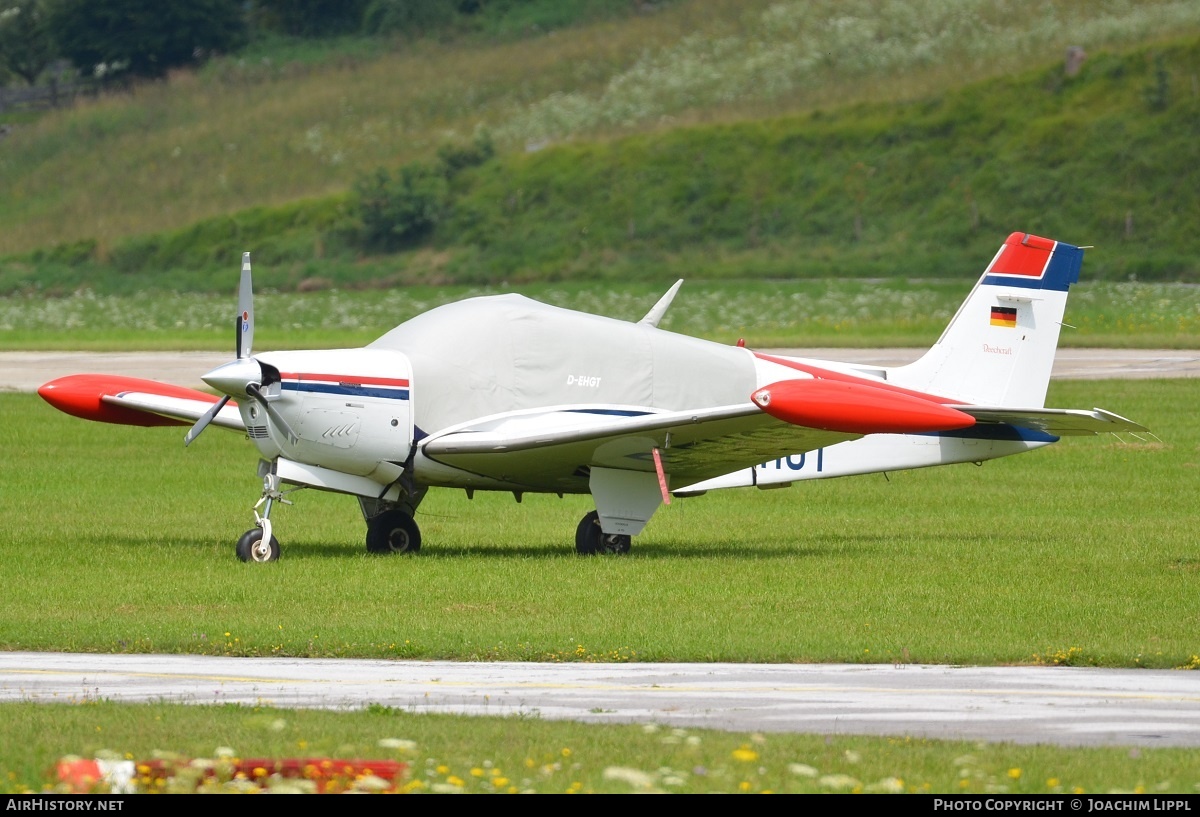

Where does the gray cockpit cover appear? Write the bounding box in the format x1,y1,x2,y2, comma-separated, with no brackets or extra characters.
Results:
369,295,756,432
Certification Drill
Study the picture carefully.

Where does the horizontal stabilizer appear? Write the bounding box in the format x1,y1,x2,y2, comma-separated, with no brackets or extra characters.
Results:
951,405,1148,436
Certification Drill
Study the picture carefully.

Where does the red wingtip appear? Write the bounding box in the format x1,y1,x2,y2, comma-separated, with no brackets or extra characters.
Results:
752,378,976,435
39,374,224,427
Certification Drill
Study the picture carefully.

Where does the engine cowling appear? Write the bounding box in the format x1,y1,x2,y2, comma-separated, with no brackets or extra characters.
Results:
245,349,415,480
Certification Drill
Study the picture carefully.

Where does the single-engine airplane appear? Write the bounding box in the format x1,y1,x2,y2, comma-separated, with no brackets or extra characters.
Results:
39,232,1146,561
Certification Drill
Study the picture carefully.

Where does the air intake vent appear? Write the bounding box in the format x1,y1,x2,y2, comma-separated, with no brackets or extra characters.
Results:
247,426,270,439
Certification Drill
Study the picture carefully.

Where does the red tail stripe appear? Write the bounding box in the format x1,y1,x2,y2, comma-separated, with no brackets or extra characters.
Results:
753,353,960,406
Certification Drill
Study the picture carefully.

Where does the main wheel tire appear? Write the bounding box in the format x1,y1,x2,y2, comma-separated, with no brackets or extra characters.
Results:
575,510,631,555
236,528,280,562
366,510,422,554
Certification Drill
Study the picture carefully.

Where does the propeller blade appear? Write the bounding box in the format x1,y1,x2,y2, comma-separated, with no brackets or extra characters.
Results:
236,252,254,360
247,382,298,446
184,394,231,447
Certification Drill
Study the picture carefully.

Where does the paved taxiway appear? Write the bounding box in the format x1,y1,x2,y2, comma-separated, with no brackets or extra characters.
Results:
5,350,1195,747
3,653,1199,748
2,348,1199,392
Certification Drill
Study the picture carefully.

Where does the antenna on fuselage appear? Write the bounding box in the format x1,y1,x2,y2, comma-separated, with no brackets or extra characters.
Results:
639,279,684,327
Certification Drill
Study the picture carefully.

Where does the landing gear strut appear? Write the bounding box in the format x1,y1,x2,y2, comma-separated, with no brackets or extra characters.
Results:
575,510,631,555
235,468,292,563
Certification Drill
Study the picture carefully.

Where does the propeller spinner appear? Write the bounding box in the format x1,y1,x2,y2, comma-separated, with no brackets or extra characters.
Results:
186,253,297,447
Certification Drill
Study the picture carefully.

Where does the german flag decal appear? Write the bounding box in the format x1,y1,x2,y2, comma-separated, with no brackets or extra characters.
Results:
990,306,1018,327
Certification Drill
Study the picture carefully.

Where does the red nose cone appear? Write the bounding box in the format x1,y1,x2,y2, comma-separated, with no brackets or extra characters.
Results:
752,378,976,434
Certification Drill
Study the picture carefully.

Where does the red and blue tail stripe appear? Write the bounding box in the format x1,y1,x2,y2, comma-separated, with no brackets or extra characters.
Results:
981,232,1081,292
280,372,410,400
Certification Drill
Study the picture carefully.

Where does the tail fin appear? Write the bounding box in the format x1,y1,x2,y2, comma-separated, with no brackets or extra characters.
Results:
890,232,1082,408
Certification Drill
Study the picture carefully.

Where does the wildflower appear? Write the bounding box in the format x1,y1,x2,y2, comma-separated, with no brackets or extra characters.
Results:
378,738,417,752
603,767,655,788
1008,768,1022,780
819,774,862,790
789,763,818,777
353,775,392,792
732,745,759,762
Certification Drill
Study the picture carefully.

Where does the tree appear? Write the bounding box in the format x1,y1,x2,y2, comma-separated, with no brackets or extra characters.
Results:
0,0,56,85
251,0,370,37
45,0,246,80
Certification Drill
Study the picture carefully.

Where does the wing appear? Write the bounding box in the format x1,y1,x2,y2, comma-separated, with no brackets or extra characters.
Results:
38,374,244,431
420,403,860,492
951,405,1148,436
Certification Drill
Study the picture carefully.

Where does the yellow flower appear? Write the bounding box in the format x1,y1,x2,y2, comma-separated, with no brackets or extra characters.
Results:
732,745,759,762
1008,768,1021,780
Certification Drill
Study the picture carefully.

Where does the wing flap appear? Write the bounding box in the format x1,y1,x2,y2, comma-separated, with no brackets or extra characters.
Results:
952,405,1148,436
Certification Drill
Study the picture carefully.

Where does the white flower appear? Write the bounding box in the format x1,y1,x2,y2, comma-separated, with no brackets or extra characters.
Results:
603,766,656,788
819,774,861,790
378,738,418,752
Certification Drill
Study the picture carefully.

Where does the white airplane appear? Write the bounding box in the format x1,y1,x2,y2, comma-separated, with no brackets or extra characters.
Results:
39,232,1145,562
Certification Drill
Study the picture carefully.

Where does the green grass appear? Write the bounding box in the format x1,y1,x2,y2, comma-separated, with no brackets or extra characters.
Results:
3,279,1199,351
1,379,1193,667
1,380,1196,794
1,701,1196,794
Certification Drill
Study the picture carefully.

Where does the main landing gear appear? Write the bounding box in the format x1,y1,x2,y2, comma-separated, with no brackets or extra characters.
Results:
575,510,631,555
366,509,422,554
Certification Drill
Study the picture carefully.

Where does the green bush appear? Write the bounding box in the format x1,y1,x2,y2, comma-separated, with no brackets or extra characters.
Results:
354,162,449,252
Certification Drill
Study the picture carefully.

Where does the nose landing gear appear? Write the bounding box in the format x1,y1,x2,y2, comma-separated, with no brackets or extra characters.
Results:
235,469,294,563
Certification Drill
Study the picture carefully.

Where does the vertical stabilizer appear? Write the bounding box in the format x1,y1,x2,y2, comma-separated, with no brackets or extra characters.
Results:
890,233,1082,408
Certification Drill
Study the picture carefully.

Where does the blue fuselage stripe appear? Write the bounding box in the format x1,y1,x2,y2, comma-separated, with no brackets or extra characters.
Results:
283,382,410,400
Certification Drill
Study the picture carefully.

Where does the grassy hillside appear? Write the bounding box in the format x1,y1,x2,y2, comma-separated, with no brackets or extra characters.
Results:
1,0,1199,293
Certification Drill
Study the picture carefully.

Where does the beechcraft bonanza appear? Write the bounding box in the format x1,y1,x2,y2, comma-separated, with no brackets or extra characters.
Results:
40,232,1146,561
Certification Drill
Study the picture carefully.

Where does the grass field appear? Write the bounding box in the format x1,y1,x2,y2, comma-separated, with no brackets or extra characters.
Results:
4,279,1200,350
1,379,1193,666
1,377,1196,793
0,379,1195,791
2,702,1197,794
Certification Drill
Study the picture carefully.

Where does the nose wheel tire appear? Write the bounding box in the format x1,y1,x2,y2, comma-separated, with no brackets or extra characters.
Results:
236,528,280,562
575,510,631,555
366,510,422,554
